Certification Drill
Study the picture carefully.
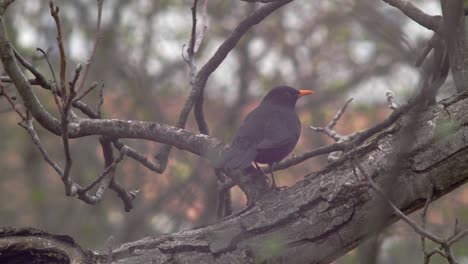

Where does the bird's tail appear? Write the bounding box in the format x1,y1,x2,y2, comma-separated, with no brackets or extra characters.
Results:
216,142,257,170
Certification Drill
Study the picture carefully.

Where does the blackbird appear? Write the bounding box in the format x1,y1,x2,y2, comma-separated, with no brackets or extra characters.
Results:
218,86,313,188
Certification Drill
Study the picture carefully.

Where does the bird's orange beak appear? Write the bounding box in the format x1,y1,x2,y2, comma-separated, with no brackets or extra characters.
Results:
298,90,314,97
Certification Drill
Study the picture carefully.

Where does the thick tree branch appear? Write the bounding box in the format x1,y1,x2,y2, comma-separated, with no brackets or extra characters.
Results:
5,91,462,263
440,0,468,92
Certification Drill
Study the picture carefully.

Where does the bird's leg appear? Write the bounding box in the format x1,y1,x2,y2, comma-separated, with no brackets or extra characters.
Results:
269,163,278,189
270,163,287,190
254,162,270,184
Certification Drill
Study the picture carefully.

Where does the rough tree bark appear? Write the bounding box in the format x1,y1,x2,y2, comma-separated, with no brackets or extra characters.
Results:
1,91,468,263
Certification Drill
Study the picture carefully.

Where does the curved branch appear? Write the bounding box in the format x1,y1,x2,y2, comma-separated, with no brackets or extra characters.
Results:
0,14,61,132
381,0,441,32
192,0,293,134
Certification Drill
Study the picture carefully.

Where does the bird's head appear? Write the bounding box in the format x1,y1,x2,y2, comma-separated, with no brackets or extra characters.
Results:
261,85,314,108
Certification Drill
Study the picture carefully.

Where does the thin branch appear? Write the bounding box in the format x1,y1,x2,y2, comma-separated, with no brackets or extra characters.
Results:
75,0,104,94
187,0,199,59
194,0,208,53
60,110,73,195
19,118,65,180
14,47,100,118
36,47,58,86
0,82,26,120
310,98,354,161
447,228,468,246
109,180,138,212
310,98,353,142
15,47,64,113
97,81,104,117
69,63,82,94
355,163,444,244
72,100,99,118
415,34,439,67
420,187,433,261
381,0,441,32
13,47,53,89
270,142,347,171
186,0,210,135
73,82,97,103
59,64,82,196
49,1,67,97
79,148,126,194
0,76,39,85
274,98,412,173
112,140,164,173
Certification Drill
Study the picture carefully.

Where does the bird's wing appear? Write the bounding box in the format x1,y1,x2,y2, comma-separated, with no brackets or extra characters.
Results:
217,137,258,170
216,109,264,170
256,110,300,150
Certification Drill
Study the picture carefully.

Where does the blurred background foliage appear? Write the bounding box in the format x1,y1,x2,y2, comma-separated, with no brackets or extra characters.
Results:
0,0,467,263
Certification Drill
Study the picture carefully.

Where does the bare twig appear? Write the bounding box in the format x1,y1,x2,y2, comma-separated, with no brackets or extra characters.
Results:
73,82,97,103
357,163,468,263
79,145,126,194
75,0,104,94
0,76,39,85
14,47,101,118
97,81,105,117
420,187,433,262
12,47,52,89
355,163,444,244
58,63,83,196
109,180,138,212
415,34,439,67
310,98,354,161
381,0,441,32
0,82,26,120
15,47,64,113
270,142,347,171
187,0,199,60
310,98,353,142
60,111,73,195
49,1,67,97
20,113,135,208
36,47,58,86
69,64,82,94
195,0,208,53
112,140,164,173
19,118,65,180
186,0,210,135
